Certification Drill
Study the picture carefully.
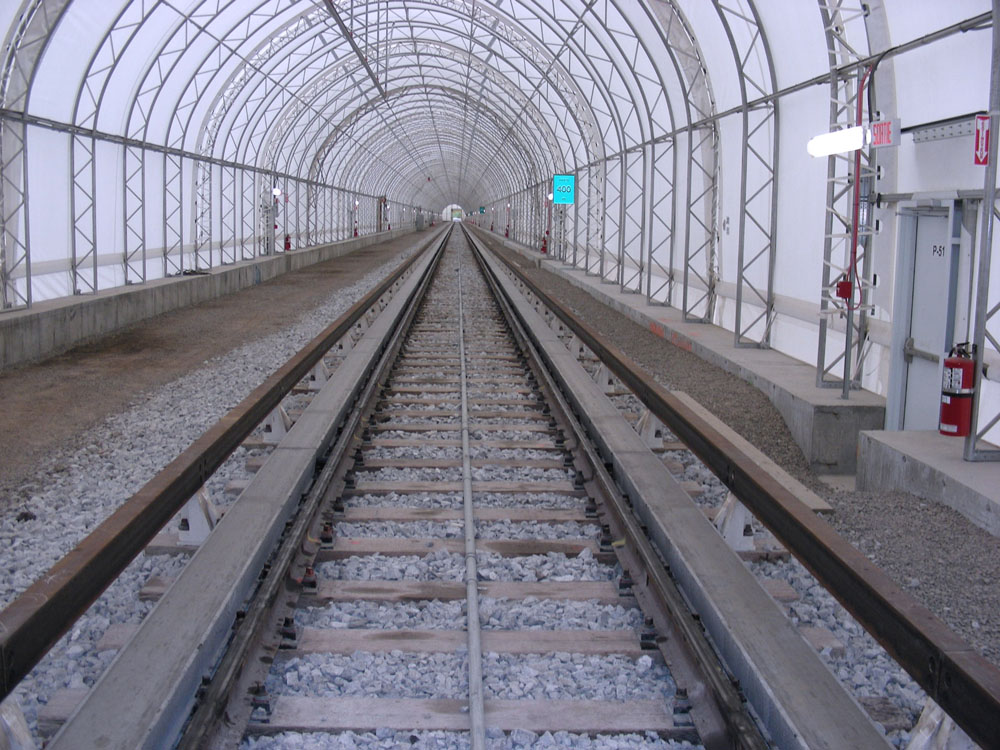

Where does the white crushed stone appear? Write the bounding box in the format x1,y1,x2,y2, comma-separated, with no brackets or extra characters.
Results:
478,599,644,632
470,467,572,482
333,521,598,541
476,550,614,582
751,558,924,746
471,429,552,441
366,446,463,460
475,492,585,510
318,551,613,584
242,730,701,749
336,521,466,539
354,466,573,486
475,449,563,460
269,652,672,702
473,418,545,427
382,415,460,425
363,467,464,482
346,492,463,509
295,599,643,632
318,552,465,582
475,521,599,541
481,653,674,701
268,652,468,698
380,429,461,440
382,403,457,412
296,600,466,630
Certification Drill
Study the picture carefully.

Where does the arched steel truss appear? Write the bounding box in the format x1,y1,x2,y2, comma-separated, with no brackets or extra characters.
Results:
0,0,783,348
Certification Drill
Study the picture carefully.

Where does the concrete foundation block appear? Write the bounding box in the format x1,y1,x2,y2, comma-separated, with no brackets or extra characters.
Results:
857,430,1000,537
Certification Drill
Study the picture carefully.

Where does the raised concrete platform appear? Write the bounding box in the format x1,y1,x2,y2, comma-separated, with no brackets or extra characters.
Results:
475,229,884,474
857,430,1000,537
0,228,418,370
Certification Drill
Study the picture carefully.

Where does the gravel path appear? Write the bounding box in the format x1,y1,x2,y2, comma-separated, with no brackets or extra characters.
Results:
495,245,1000,668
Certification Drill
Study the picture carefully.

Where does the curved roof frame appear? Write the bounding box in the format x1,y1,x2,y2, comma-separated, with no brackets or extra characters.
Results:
219,0,616,200
710,0,780,347
317,89,545,203
326,94,540,205
161,2,584,175
289,40,579,189
41,0,683,208
261,43,573,198
0,0,76,308
0,0,726,311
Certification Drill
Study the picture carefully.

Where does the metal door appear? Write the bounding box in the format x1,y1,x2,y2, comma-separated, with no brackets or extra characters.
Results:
901,212,952,429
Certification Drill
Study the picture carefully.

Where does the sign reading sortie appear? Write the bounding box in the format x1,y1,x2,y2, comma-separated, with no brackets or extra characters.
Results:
975,114,991,166
869,118,900,149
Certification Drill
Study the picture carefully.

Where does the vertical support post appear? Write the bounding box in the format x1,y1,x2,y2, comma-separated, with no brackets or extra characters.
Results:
0,113,30,309
965,0,1000,461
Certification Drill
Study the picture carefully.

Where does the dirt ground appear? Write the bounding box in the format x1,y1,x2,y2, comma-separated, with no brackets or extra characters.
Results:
0,235,422,495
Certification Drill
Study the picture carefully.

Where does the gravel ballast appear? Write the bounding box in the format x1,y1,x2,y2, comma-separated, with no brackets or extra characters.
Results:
0,244,422,742
242,731,702,750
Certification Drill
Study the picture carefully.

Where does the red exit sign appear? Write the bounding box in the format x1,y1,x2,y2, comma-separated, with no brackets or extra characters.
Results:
869,118,899,148
975,114,990,165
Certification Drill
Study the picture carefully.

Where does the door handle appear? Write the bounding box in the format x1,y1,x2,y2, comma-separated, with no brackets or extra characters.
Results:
903,337,940,364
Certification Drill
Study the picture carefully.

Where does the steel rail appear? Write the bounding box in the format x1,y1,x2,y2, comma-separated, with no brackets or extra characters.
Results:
476,232,1000,749
457,256,487,750
0,227,447,700
176,226,452,748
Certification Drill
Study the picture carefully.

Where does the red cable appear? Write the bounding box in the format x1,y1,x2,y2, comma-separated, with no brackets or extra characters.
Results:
847,65,873,312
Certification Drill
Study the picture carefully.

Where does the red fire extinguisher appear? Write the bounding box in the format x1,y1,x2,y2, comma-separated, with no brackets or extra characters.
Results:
940,343,975,436
283,234,291,251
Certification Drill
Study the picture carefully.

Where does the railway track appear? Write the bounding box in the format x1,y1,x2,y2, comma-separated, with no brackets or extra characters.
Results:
219,227,707,748
3,225,999,748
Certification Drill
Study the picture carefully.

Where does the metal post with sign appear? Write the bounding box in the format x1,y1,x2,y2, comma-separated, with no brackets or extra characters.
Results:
965,6,1000,461
552,175,575,261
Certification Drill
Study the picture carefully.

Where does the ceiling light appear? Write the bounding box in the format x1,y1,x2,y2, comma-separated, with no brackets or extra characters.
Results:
806,126,865,157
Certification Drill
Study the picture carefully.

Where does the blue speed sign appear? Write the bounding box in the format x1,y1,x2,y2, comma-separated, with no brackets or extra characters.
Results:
552,174,575,205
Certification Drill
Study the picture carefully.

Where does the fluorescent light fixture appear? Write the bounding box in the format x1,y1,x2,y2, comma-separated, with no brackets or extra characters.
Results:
272,186,282,197
807,126,865,157
547,193,554,201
